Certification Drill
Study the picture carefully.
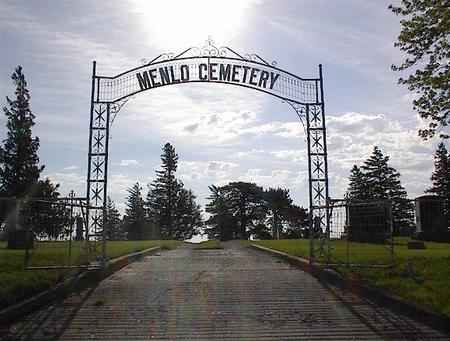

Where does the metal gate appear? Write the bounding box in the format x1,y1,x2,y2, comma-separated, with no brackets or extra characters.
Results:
0,195,103,270
310,199,395,267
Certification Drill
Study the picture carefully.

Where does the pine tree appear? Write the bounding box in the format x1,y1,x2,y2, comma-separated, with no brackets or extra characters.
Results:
0,66,43,197
0,66,45,246
104,197,124,241
25,178,71,240
123,182,147,240
173,188,202,240
263,187,292,239
220,182,265,239
425,142,450,223
205,185,237,241
284,204,309,238
361,146,414,234
361,147,393,199
147,143,179,238
347,165,367,200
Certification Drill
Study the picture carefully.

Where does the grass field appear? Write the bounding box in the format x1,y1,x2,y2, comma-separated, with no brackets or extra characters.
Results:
194,240,223,250
251,238,450,317
0,240,180,308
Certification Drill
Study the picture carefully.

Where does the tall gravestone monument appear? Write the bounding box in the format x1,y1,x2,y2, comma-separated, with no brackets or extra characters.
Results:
347,201,392,243
415,195,449,241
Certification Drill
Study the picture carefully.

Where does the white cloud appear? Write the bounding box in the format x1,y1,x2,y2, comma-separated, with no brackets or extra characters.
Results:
116,159,140,167
45,172,85,197
63,165,79,171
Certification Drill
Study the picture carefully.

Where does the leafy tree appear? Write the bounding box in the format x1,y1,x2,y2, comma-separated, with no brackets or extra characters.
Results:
263,187,293,239
360,146,415,234
205,182,265,240
123,182,147,240
147,143,179,238
205,182,306,240
390,1,450,139
426,142,450,223
347,165,367,200
104,197,124,240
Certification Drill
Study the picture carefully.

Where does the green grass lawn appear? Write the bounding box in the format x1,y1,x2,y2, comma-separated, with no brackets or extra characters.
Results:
251,238,450,317
0,240,180,308
194,240,223,250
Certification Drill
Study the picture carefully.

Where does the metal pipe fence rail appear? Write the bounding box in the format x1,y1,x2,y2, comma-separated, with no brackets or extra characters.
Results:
0,196,105,270
310,199,395,268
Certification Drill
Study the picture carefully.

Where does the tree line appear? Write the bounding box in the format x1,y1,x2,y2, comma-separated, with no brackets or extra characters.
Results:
104,143,309,241
205,183,308,240
347,143,450,236
104,143,203,241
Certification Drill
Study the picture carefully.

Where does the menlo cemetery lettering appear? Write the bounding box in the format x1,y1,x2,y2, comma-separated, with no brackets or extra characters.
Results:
136,62,280,91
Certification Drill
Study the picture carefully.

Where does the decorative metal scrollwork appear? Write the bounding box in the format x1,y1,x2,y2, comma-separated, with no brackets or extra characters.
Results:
284,100,307,138
140,37,278,67
244,53,277,67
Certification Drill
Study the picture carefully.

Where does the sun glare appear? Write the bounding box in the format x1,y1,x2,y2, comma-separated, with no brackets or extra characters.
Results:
131,0,258,50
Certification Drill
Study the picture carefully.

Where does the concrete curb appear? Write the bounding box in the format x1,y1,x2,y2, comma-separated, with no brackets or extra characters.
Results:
250,243,450,334
0,246,161,325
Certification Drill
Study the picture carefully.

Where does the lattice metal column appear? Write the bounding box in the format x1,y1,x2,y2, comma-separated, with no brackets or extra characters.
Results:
306,65,330,261
86,61,110,254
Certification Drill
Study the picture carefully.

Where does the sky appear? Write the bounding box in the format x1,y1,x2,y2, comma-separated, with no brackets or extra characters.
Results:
0,0,443,214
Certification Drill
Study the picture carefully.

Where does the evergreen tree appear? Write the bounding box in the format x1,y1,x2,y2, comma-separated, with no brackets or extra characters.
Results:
425,142,450,223
220,182,265,239
26,178,71,239
148,143,179,238
205,185,237,241
147,142,202,240
361,147,394,199
347,165,367,200
104,197,124,241
0,66,45,246
284,204,309,239
0,66,43,197
360,146,414,234
263,187,292,239
173,188,203,240
390,1,450,139
123,182,147,240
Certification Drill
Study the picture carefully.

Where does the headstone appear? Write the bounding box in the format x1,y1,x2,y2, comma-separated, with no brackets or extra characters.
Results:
407,240,426,249
75,216,84,241
7,229,34,249
415,195,448,242
347,201,391,243
6,199,34,249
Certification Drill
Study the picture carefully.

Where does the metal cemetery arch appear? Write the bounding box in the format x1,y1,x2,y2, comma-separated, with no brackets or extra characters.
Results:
86,40,330,261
